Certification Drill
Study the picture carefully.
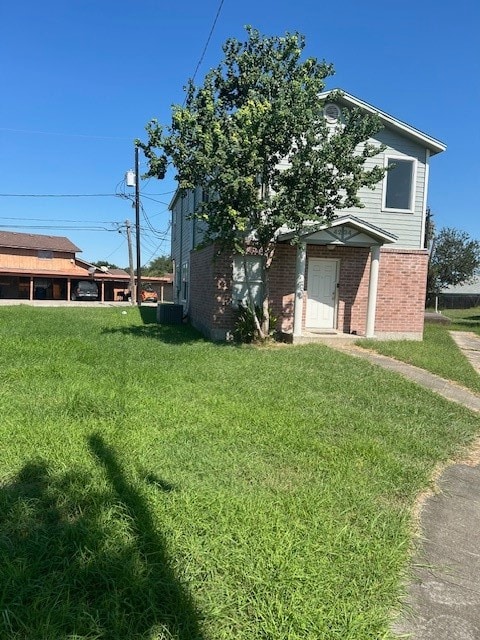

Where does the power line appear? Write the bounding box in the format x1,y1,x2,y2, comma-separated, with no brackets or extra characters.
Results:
0,193,119,198
190,0,226,85
141,190,177,196
140,194,170,206
0,224,116,231
0,216,120,224
0,127,130,141
104,236,127,261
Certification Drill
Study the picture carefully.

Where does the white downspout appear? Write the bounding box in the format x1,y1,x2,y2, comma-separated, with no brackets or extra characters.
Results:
293,242,306,337
365,245,381,338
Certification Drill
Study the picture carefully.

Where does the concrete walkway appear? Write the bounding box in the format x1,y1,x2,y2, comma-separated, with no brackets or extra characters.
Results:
450,331,480,374
337,334,480,640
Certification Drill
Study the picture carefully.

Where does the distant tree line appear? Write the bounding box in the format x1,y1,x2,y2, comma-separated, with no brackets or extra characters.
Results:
93,255,173,277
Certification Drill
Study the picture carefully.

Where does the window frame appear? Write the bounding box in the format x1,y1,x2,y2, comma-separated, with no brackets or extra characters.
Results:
382,155,417,214
231,255,264,309
38,250,53,259
180,261,189,303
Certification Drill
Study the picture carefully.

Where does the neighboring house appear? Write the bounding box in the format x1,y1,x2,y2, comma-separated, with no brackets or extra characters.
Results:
0,230,173,302
439,277,480,309
170,90,446,341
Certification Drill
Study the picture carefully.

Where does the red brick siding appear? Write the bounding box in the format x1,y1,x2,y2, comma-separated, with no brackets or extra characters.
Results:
189,243,428,339
269,245,428,336
268,244,296,332
189,244,235,338
376,248,428,334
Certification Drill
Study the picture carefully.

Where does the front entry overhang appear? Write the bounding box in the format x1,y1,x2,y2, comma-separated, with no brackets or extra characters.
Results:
277,214,398,247
277,216,398,339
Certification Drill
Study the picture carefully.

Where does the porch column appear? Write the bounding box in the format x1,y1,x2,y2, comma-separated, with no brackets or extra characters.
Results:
100,281,105,302
67,279,71,301
29,277,34,301
293,242,306,337
365,245,381,338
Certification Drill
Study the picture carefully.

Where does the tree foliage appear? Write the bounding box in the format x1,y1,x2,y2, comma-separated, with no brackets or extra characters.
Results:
138,27,386,338
142,255,173,277
92,260,120,270
428,227,480,296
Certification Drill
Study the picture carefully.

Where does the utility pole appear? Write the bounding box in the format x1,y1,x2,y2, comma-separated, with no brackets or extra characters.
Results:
125,144,142,305
125,220,135,305
134,144,142,306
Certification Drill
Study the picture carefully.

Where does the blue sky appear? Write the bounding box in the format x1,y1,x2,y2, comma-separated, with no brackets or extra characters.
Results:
1,0,478,267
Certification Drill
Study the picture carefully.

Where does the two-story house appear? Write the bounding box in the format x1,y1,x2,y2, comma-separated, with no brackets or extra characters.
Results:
169,91,446,341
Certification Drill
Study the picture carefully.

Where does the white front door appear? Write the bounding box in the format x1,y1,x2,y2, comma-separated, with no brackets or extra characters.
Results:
306,258,338,329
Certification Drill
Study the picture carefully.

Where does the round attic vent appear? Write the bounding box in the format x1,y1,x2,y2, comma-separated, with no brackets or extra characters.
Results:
324,102,341,123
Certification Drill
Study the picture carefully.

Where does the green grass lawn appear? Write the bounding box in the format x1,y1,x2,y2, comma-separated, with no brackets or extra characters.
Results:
1,306,480,639
360,308,480,394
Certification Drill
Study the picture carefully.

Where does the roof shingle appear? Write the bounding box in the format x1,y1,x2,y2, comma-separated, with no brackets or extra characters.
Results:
0,230,81,253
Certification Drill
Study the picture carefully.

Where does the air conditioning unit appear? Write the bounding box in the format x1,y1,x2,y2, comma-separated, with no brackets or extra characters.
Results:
157,303,183,325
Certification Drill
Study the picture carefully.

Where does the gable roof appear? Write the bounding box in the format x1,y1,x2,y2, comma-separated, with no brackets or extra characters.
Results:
319,89,446,155
0,230,81,253
278,215,398,246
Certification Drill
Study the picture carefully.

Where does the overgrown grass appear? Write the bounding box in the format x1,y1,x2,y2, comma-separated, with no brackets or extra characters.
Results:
360,308,480,394
443,306,480,333
1,306,479,639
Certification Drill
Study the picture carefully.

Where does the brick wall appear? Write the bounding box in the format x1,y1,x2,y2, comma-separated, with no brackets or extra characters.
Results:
269,244,428,337
189,244,235,340
375,248,428,336
189,243,428,341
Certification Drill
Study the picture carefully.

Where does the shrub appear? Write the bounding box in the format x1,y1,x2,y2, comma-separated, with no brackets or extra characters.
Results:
233,304,277,343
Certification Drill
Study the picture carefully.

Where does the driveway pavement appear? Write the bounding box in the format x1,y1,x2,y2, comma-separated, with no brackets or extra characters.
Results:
0,300,157,307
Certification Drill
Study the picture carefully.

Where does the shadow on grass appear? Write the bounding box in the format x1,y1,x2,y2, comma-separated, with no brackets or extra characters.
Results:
448,318,480,332
0,448,204,639
106,304,206,344
458,316,480,323
103,322,206,345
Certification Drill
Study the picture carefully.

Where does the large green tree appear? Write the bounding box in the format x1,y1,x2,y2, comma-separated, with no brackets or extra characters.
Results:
428,227,480,297
139,27,386,338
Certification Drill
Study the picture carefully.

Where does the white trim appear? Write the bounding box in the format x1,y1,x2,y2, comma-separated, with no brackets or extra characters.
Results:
319,90,446,155
324,103,341,123
231,254,264,309
420,149,431,248
278,214,397,245
180,261,189,303
305,257,339,330
382,155,417,214
293,243,306,337
365,246,381,338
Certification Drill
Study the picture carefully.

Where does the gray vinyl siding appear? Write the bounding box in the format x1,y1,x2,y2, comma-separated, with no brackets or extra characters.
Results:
337,128,427,249
171,124,430,281
171,187,208,304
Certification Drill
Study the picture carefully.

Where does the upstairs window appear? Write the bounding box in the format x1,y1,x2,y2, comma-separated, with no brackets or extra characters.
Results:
38,250,53,259
383,156,416,212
